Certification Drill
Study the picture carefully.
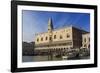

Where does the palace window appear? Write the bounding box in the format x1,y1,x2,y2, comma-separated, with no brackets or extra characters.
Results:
45,36,48,40
84,38,86,42
49,37,52,41
37,38,39,42
41,37,43,41
88,45,90,48
89,38,90,42
54,35,56,39
84,44,87,47
67,34,70,38
60,35,62,39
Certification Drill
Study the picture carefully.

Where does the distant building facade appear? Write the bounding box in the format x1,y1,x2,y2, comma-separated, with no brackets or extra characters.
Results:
82,33,90,49
34,18,89,52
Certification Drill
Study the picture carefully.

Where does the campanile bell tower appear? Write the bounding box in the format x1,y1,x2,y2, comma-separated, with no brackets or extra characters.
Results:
48,18,53,32
48,18,53,42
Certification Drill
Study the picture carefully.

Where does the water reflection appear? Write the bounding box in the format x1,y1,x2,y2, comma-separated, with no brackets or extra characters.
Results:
22,55,90,62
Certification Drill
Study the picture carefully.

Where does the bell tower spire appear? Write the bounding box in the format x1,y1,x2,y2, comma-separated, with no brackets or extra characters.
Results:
48,18,53,32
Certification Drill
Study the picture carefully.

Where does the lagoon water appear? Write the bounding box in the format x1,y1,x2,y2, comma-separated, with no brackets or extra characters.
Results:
22,56,62,62
22,55,89,62
22,56,50,62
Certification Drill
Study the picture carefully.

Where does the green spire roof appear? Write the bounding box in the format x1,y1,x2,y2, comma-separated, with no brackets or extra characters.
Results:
48,18,53,30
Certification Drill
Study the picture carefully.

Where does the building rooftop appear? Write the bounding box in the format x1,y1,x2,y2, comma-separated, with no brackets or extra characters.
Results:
36,25,89,35
35,17,89,35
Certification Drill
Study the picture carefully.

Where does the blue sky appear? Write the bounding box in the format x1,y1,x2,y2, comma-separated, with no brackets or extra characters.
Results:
22,10,90,42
